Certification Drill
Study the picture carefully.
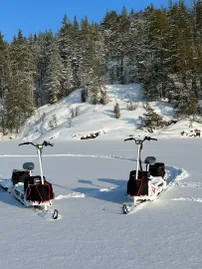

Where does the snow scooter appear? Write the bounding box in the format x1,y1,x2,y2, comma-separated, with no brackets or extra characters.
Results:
122,136,166,214
0,141,58,219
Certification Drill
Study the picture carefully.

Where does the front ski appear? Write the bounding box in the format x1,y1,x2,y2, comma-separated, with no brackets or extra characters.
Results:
34,206,59,220
122,204,129,214
122,200,147,214
122,203,135,214
52,209,59,219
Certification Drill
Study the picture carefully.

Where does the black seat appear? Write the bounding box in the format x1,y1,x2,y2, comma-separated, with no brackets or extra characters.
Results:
12,170,30,185
23,162,35,171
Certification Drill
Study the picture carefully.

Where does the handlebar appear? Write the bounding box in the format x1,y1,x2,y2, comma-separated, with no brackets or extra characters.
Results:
124,137,135,142
19,141,53,149
124,136,157,144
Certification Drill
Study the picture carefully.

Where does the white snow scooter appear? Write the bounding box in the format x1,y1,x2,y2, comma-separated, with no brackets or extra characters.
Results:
0,141,58,219
122,136,166,214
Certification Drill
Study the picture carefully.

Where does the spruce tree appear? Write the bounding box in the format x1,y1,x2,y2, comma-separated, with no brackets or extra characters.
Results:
47,41,62,104
79,17,106,104
8,29,35,132
35,31,55,106
58,14,74,97
0,33,10,134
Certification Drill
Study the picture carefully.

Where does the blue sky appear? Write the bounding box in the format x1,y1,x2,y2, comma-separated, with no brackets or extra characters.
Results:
1,0,177,43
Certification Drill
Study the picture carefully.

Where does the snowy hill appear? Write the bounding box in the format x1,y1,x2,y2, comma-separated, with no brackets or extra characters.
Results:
17,84,202,142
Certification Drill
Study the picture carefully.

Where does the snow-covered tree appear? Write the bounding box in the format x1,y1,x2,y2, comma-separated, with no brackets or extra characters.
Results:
0,33,10,134
7,29,35,132
58,14,74,97
47,41,62,104
35,31,55,106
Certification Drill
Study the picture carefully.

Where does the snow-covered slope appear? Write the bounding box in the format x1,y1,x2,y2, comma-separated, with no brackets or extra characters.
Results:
17,84,202,141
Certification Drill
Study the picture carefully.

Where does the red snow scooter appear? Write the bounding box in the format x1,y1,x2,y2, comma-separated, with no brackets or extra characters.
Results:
0,141,58,219
122,136,166,214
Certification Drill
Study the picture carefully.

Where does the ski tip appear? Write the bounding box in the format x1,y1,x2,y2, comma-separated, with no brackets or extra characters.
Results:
52,209,59,219
122,204,129,214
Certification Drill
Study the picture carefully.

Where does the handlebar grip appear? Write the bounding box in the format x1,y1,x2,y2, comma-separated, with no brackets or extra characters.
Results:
124,137,135,142
145,136,157,141
43,141,53,147
151,138,158,141
19,142,30,146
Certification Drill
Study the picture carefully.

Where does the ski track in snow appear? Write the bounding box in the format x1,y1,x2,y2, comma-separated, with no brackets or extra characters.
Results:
53,165,188,203
173,181,202,189
54,186,118,200
0,153,136,162
165,165,189,185
0,152,196,218
166,167,202,204
34,207,62,221
55,192,85,200
0,153,189,198
172,197,202,203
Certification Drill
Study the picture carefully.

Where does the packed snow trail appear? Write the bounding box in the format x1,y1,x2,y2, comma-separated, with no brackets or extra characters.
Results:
0,153,137,162
0,165,188,219
0,151,189,219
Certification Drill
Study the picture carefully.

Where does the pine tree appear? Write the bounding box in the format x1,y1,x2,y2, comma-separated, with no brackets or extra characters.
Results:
48,41,62,104
166,1,197,116
101,10,119,83
101,7,130,84
8,29,35,132
71,16,82,89
0,33,10,134
136,5,158,100
126,9,143,83
193,0,202,100
139,104,166,132
36,31,54,106
79,17,106,104
58,14,74,97
146,7,171,100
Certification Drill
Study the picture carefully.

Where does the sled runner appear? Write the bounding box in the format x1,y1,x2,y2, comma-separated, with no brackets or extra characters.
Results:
122,136,167,214
0,141,58,220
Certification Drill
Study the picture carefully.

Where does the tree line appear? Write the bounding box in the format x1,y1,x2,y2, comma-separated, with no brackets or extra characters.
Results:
0,0,202,134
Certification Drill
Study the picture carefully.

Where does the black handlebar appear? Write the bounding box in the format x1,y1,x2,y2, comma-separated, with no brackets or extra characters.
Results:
19,141,53,148
124,136,157,143
19,142,30,146
145,136,157,141
124,137,135,142
43,141,53,147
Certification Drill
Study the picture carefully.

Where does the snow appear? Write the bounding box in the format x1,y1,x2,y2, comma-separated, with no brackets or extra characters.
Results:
15,83,202,142
1,84,202,268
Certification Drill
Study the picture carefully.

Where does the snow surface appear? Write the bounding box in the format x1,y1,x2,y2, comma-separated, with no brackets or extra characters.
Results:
1,84,202,269
15,84,202,142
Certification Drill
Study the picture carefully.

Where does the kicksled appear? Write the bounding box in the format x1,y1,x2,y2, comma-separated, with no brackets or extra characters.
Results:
122,136,167,214
0,141,59,220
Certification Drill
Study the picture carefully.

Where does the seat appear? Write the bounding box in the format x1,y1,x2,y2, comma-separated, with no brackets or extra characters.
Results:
144,156,156,165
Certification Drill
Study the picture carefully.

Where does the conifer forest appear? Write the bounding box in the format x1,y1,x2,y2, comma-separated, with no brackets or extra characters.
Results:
0,0,202,134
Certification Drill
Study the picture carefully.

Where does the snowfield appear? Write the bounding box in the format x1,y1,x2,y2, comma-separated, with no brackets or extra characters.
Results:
0,138,202,269
1,84,202,268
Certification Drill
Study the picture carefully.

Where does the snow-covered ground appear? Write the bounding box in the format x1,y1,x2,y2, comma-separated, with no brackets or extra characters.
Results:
1,84,202,269
16,84,202,142
0,138,202,269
